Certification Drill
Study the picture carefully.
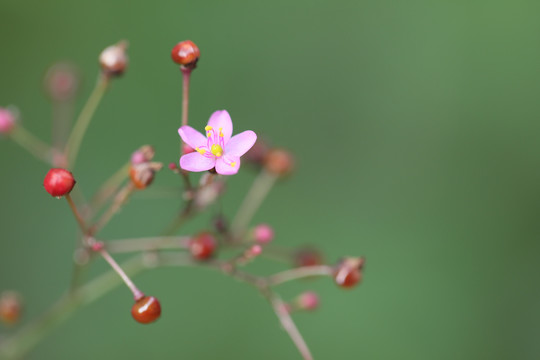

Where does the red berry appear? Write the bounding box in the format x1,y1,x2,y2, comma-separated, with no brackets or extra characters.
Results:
171,40,200,67
334,257,365,289
131,296,161,324
43,168,75,197
189,232,217,260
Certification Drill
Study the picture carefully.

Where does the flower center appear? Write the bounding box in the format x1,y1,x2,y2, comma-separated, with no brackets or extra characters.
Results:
211,144,223,157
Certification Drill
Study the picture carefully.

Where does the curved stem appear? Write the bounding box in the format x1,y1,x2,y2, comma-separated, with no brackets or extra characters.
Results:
267,292,313,360
266,265,334,286
9,126,55,165
65,74,109,168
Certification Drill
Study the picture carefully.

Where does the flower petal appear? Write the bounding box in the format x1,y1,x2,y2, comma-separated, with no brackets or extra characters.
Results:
178,126,207,150
207,110,233,143
225,130,257,157
180,152,216,172
215,155,240,175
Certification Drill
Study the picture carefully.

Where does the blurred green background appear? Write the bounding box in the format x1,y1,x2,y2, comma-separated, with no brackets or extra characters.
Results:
1,0,540,359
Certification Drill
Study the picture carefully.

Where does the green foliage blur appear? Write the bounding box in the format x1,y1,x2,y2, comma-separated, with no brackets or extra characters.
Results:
1,0,540,359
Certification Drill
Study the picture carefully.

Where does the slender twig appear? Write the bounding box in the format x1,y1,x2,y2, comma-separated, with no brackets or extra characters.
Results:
107,236,190,253
98,249,144,300
9,126,55,165
230,169,277,237
181,68,191,128
267,292,314,360
65,74,109,168
65,194,87,233
267,266,334,286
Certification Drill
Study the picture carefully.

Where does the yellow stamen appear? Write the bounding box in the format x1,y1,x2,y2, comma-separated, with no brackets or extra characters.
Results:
230,162,236,167
219,127,224,137
211,144,223,157
205,125,213,131
196,147,206,155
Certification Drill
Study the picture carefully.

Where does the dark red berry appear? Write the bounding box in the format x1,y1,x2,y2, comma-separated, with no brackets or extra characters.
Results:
189,232,217,260
131,296,161,324
334,257,365,289
171,40,200,67
43,168,75,197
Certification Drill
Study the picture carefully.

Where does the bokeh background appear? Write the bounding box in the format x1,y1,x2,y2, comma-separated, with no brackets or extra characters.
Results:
1,0,540,359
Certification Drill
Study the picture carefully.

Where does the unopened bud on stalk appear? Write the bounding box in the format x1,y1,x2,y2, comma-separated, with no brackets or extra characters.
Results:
334,257,365,289
131,145,155,165
244,138,270,165
194,180,225,210
296,291,319,311
294,247,324,268
43,62,80,101
171,40,200,69
0,107,17,134
129,162,163,189
99,41,129,77
264,148,294,176
253,224,274,244
0,291,23,325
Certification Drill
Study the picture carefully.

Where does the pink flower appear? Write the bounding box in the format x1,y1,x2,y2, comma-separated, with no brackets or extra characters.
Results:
178,110,257,175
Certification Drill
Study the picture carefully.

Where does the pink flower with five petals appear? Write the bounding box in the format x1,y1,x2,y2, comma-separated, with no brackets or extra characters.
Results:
178,110,257,175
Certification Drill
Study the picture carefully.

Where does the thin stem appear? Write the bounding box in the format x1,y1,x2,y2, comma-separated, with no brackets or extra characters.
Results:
65,194,87,233
65,74,109,168
230,170,277,237
98,249,144,300
181,68,191,128
266,265,334,286
90,183,135,235
267,292,314,360
52,100,74,153
0,256,145,360
107,236,190,253
9,126,55,165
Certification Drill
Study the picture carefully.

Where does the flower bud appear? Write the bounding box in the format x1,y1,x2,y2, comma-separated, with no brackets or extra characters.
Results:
244,138,270,165
131,295,161,324
264,148,294,176
182,143,195,155
43,168,76,197
189,232,217,260
131,145,155,165
334,257,365,288
99,41,129,77
0,107,17,134
171,40,200,68
129,162,163,189
294,247,324,268
296,291,319,311
43,62,80,101
194,180,225,210
0,291,22,325
253,224,274,244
